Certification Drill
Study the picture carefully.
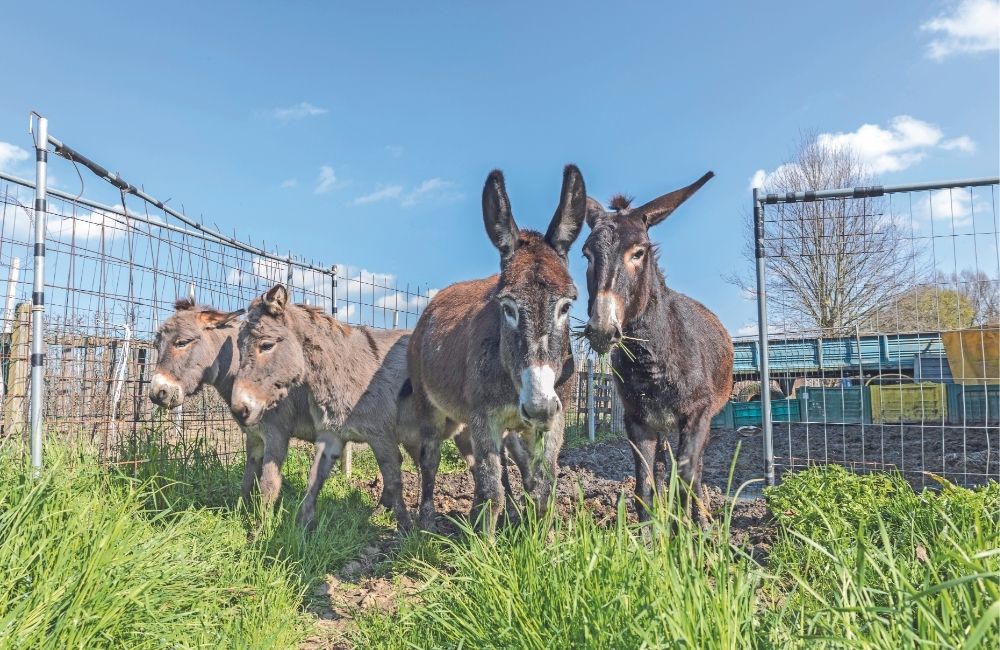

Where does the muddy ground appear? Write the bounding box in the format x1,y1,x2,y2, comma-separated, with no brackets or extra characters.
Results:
301,423,997,647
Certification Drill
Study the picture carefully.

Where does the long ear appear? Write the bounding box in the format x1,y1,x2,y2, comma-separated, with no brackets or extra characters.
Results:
263,284,289,316
635,171,714,227
544,164,587,258
482,170,520,261
197,308,245,330
585,197,607,229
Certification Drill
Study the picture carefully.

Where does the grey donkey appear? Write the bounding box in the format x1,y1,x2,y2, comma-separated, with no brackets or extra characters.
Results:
149,298,320,525
230,285,423,529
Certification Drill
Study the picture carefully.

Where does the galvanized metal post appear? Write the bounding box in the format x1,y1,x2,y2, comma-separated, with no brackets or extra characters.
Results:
754,188,775,486
586,356,595,442
328,264,352,476
29,116,49,470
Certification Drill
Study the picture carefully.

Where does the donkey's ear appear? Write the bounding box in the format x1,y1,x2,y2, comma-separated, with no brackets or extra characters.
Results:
585,197,607,229
635,171,714,228
544,164,587,258
174,297,196,311
482,169,520,261
263,284,289,316
197,308,245,330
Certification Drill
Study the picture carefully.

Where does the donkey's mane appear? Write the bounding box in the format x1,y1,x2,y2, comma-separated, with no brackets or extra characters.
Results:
291,302,353,336
174,297,231,320
609,194,634,212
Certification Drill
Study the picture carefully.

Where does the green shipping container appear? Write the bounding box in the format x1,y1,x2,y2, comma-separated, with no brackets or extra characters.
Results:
730,398,801,428
946,384,999,426
797,387,871,424
710,402,733,429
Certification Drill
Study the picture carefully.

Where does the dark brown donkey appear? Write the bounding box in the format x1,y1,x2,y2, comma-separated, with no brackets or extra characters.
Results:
230,285,421,528
408,165,587,532
150,299,316,517
582,172,733,523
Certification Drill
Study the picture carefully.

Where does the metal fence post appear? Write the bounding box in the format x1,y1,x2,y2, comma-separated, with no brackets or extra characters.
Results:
586,356,595,442
29,115,49,470
328,264,352,476
754,188,775,486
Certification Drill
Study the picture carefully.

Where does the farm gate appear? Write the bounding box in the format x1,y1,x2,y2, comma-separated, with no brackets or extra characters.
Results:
752,176,999,488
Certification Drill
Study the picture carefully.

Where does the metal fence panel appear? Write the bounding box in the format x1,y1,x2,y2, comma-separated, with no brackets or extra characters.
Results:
0,118,432,468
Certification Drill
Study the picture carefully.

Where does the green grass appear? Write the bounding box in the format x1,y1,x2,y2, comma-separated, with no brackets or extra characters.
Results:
353,468,999,650
0,438,386,648
1,436,996,649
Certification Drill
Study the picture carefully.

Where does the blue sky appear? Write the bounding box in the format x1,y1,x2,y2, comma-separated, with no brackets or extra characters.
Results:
1,1,997,334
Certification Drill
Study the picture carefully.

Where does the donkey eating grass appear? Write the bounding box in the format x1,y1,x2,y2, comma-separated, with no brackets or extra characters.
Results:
407,165,587,532
582,172,733,524
231,285,421,529
150,299,317,517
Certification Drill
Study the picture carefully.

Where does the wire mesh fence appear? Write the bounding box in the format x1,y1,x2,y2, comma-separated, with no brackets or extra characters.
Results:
753,178,999,488
0,121,433,467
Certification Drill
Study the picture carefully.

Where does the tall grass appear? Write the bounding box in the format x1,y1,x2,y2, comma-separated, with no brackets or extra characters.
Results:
353,479,763,649
0,438,388,648
763,466,1000,648
355,467,999,649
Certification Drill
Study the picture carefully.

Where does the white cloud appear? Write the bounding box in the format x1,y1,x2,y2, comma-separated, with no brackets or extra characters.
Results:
921,0,1000,60
374,288,438,310
749,163,799,191
940,136,976,152
401,178,463,207
0,142,29,171
749,115,975,189
314,166,337,194
385,145,404,158
351,177,464,208
269,101,328,121
352,184,403,205
923,187,993,227
279,178,298,189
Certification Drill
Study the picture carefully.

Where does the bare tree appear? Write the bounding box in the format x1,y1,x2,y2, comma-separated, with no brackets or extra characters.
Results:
945,270,1000,327
733,133,924,335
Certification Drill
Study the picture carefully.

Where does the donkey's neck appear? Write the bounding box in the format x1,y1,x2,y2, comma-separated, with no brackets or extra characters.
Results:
208,328,241,402
290,310,383,420
620,270,676,366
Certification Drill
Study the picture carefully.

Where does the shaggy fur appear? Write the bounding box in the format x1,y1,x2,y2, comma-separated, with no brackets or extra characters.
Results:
582,172,734,523
150,301,316,511
232,285,423,528
407,165,587,532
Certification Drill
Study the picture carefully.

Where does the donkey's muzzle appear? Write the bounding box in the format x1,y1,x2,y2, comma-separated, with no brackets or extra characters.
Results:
584,321,622,355
149,373,183,409
231,383,266,426
519,398,561,428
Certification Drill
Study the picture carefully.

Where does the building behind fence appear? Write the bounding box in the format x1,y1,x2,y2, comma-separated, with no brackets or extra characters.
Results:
0,115,996,491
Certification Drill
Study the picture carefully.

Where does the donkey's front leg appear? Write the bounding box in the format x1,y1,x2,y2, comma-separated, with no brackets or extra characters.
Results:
676,412,712,527
297,432,343,528
469,412,504,534
626,416,658,522
241,427,265,505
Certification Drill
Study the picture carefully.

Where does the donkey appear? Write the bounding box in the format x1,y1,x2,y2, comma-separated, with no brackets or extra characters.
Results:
407,165,587,532
582,172,733,524
149,299,318,521
230,285,421,528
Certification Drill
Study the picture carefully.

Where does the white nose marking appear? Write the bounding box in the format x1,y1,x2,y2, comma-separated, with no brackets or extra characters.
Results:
520,365,557,404
234,387,264,413
151,373,181,395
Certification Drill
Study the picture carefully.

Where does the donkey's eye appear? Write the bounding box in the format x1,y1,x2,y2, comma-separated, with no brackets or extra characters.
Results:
631,249,646,261
174,339,194,349
259,341,276,353
559,302,572,316
500,300,519,326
